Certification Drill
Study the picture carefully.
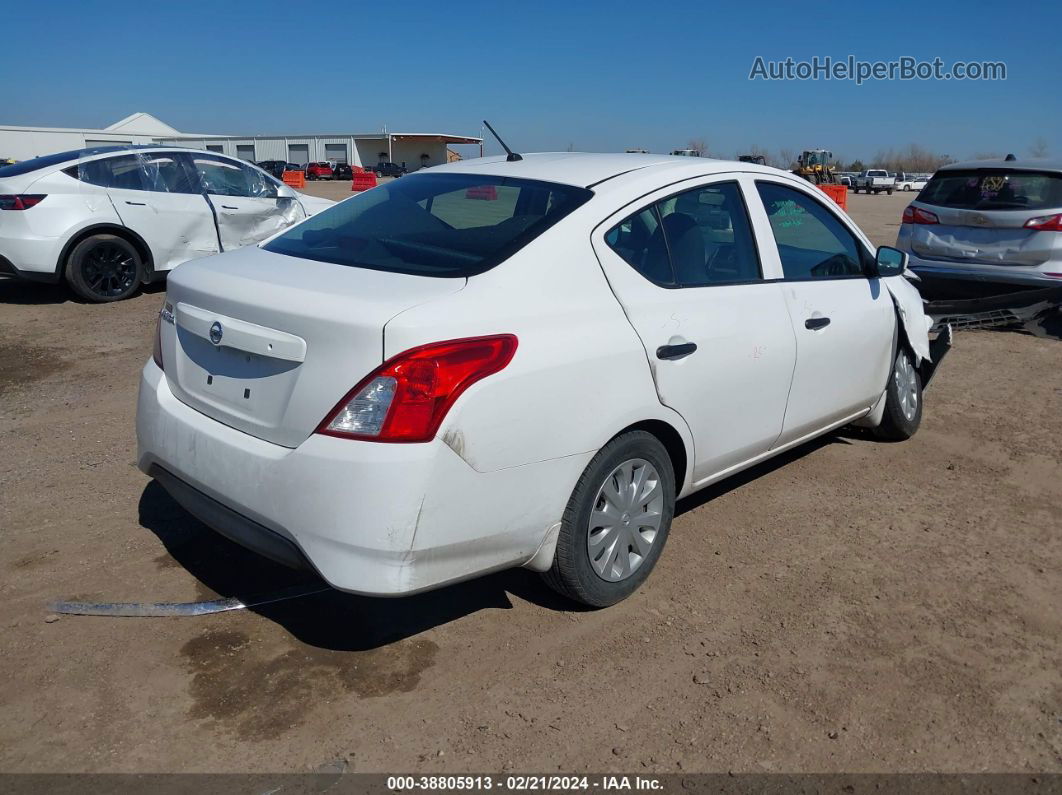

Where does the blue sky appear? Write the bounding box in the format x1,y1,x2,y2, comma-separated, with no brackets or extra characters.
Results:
6,0,1055,162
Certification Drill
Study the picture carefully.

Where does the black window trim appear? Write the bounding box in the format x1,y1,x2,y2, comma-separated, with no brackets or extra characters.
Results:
752,177,875,282
602,178,766,290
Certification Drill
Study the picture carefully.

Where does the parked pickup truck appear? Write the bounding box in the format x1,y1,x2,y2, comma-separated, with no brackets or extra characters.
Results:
854,169,896,194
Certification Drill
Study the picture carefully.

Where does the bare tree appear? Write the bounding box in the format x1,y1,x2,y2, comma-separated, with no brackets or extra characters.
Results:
1029,137,1049,158
970,151,1004,160
686,138,709,156
873,144,953,173
777,148,796,170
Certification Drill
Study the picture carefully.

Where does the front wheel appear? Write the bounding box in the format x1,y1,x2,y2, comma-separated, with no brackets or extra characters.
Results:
874,347,923,441
543,431,675,607
65,234,142,302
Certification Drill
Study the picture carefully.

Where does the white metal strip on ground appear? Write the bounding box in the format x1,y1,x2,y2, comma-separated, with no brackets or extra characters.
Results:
48,584,330,617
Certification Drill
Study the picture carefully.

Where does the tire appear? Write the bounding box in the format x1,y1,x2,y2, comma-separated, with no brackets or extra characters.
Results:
543,430,676,607
887,188,894,195
873,346,923,441
374,171,383,179
64,234,142,303
903,185,911,191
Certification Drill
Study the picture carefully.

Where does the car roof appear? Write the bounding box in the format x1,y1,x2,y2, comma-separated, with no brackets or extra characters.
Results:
427,152,784,189
938,158,1062,173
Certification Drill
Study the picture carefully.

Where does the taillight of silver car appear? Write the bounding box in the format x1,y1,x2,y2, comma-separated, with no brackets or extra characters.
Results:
152,303,173,371
317,335,518,443
1024,213,1062,232
0,195,46,210
901,205,939,225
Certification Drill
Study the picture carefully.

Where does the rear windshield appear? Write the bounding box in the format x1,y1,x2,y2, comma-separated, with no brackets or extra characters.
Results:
264,173,593,277
919,169,1062,211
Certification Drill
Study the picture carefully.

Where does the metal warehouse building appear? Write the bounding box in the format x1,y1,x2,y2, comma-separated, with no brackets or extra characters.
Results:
160,131,480,171
0,112,481,171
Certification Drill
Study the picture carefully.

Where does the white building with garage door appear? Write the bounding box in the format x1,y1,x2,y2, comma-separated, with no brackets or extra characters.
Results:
161,130,481,171
0,112,481,171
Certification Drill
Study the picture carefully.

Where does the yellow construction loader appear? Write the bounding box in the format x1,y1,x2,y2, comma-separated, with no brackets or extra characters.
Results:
793,149,838,184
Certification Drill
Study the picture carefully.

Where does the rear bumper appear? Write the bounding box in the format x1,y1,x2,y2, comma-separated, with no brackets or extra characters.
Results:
905,255,1060,301
150,465,312,571
0,236,62,282
135,361,587,595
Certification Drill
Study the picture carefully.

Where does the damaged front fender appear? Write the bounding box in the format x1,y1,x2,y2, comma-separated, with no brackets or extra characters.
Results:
882,273,933,364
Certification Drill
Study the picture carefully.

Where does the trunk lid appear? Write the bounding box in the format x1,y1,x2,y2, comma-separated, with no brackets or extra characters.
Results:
163,245,465,448
908,204,1057,267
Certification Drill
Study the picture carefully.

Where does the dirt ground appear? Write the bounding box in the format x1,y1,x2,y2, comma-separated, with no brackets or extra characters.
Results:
0,188,1059,774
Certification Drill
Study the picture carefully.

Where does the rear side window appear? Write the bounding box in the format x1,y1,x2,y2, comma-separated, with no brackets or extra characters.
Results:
604,181,761,286
65,153,196,193
263,173,592,277
72,155,150,191
918,169,1062,211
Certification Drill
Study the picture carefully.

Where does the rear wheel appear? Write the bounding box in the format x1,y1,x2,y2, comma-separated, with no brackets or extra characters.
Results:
65,234,142,303
874,347,923,441
543,431,675,607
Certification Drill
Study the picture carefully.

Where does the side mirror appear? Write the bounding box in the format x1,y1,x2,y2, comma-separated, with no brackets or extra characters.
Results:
873,245,907,277
276,183,297,199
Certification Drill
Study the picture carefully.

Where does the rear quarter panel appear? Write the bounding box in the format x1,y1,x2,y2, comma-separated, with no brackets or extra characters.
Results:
0,169,122,273
25,169,120,231
382,208,695,482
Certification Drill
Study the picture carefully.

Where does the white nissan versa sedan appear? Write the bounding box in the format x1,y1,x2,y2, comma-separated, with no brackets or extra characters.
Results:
136,153,950,607
0,146,334,302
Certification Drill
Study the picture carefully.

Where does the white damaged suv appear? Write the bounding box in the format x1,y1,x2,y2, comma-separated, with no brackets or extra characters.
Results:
136,153,950,607
0,146,333,301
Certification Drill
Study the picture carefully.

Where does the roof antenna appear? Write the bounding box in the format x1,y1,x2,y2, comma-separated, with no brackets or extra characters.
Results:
482,119,522,162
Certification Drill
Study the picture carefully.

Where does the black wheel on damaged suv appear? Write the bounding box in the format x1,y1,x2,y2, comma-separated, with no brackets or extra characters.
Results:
65,233,142,302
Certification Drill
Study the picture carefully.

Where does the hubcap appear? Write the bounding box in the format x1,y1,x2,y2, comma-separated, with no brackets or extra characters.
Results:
587,458,664,582
82,243,136,298
894,351,918,421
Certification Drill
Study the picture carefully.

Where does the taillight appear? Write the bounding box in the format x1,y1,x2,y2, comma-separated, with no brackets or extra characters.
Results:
0,194,46,210
317,335,518,443
902,205,938,225
152,302,172,370
1024,213,1062,231
152,313,164,370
